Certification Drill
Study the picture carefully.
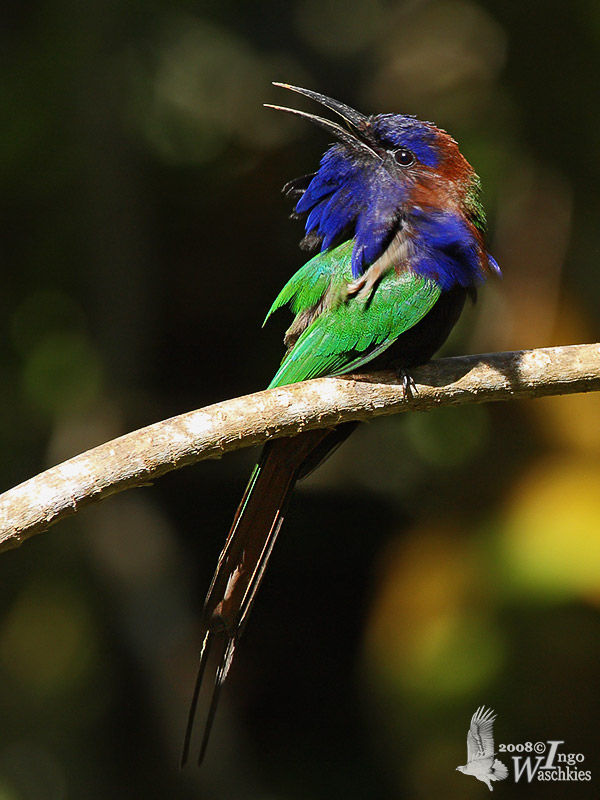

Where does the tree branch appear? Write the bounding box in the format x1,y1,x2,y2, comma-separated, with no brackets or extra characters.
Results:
1,342,599,551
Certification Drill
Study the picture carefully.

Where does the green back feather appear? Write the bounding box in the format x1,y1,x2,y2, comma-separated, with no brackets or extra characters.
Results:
266,241,441,388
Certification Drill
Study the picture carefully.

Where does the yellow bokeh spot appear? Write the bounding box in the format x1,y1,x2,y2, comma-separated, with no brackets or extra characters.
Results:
500,456,600,599
0,581,96,696
365,528,504,701
533,390,600,454
0,783,19,800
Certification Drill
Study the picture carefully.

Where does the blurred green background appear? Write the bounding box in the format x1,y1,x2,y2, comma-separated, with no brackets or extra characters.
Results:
1,1,600,798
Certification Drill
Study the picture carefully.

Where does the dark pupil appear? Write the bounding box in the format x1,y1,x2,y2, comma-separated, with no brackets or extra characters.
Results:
395,148,414,166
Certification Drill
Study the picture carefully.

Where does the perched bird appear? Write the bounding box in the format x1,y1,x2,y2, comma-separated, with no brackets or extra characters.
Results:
181,83,500,765
457,706,509,791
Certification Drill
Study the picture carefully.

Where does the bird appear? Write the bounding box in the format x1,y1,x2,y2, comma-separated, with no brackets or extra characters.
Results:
180,82,500,766
456,706,509,791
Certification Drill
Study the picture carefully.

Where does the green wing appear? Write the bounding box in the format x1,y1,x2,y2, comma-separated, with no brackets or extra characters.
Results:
267,241,441,389
264,241,353,324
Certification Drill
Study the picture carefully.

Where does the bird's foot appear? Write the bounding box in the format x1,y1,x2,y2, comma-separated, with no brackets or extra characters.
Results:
397,368,417,400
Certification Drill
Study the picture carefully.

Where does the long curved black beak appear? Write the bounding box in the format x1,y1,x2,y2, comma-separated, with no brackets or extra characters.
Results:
265,82,378,158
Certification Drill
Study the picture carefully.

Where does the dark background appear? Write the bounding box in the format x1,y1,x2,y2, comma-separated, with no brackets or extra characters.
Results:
1,1,600,798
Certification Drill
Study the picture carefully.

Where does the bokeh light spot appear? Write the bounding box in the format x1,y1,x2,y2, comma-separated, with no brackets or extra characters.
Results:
500,458,600,600
366,530,504,702
21,332,102,416
0,582,97,697
131,17,305,163
295,0,384,55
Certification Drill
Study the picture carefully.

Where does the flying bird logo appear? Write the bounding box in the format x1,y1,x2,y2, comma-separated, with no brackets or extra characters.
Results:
456,706,509,791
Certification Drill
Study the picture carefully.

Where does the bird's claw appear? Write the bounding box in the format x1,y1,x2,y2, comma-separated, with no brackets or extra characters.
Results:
398,369,417,400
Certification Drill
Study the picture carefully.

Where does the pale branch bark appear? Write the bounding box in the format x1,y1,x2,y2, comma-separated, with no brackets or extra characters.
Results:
1,342,599,551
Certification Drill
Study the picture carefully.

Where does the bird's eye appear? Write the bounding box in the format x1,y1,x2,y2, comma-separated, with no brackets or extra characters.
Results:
393,148,415,167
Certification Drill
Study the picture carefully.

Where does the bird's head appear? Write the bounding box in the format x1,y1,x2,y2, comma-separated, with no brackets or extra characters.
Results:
456,765,466,773
267,83,499,287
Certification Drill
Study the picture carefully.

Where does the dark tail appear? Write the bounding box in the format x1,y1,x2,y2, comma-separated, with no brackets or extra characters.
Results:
181,425,355,766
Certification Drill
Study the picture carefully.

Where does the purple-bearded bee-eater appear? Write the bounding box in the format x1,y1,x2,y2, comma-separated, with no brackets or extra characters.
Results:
181,83,500,765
